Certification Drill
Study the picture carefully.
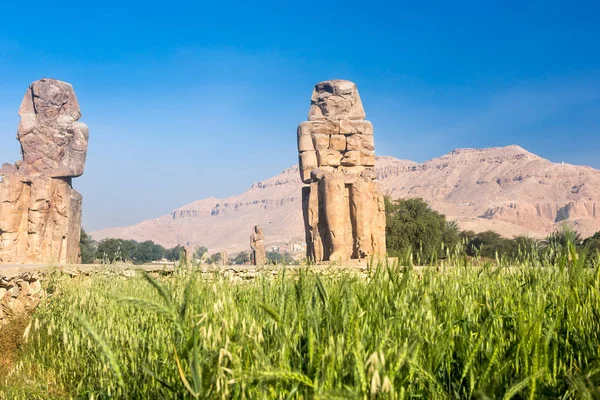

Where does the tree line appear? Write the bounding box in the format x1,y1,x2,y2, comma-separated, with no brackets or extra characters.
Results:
79,232,296,265
79,233,182,264
384,197,600,264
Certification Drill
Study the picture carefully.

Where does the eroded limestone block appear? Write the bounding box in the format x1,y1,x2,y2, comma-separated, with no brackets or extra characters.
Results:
361,150,376,166
312,134,329,151
0,175,82,264
339,166,366,175
298,134,314,152
329,135,347,151
317,149,342,167
341,151,361,166
362,135,375,151
346,134,362,151
339,120,373,135
298,120,340,136
300,150,318,168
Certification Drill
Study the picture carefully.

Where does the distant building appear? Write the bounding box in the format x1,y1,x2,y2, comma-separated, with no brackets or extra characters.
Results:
292,243,306,252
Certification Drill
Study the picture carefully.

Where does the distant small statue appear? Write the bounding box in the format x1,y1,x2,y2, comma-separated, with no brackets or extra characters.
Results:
218,251,228,266
182,245,195,264
250,225,266,265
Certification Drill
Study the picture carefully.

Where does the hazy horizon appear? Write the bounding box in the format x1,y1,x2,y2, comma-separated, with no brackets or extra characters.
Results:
1,1,598,231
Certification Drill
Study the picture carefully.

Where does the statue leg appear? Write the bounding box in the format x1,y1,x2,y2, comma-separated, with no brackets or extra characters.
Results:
372,190,387,260
322,174,348,262
302,186,314,262
308,182,324,262
350,178,373,259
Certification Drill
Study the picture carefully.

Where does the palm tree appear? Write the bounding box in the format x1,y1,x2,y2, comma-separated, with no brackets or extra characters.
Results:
540,225,582,250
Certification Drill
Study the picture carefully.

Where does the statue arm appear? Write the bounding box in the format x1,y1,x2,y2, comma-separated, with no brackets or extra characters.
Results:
65,122,89,177
0,163,17,176
44,166,76,178
42,122,89,179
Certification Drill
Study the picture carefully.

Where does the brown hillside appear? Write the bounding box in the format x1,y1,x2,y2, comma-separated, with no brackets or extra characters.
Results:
91,145,600,253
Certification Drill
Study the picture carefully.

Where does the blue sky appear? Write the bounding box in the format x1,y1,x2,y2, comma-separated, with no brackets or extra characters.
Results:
0,0,598,231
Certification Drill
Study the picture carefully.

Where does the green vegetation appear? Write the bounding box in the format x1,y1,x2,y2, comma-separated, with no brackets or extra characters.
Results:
195,246,209,260
209,252,223,264
3,254,600,398
385,197,600,265
79,229,97,264
17,198,595,397
266,250,295,265
80,235,209,265
165,245,185,262
234,251,250,265
583,232,600,254
95,238,168,264
385,197,460,261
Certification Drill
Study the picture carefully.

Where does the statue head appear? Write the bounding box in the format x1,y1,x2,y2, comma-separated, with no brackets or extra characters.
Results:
308,80,366,121
18,78,81,126
15,78,89,177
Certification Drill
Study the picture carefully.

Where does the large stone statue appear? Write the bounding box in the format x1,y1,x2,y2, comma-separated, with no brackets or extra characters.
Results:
298,80,386,262
250,225,266,265
0,78,89,264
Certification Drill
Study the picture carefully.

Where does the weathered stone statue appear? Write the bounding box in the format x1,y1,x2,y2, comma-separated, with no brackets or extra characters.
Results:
298,80,386,262
0,78,89,264
250,225,266,265
182,245,194,264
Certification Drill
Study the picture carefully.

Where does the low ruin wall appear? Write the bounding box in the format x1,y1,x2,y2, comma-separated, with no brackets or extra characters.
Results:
0,263,375,326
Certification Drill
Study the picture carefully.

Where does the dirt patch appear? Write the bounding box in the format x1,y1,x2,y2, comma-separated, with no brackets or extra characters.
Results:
0,315,30,377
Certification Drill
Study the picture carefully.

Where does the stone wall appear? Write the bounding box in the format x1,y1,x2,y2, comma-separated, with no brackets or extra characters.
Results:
0,273,44,326
0,263,376,326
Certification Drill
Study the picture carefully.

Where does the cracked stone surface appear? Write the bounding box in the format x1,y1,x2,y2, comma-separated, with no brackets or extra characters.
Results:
0,78,87,264
13,78,89,177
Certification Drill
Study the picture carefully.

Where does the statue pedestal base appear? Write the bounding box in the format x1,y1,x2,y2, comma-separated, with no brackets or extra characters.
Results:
0,174,82,264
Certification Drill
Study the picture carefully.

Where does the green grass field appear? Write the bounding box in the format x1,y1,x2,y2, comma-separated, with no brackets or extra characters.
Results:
2,259,600,399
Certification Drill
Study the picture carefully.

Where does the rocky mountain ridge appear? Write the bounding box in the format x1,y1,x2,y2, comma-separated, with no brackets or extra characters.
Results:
91,145,600,253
